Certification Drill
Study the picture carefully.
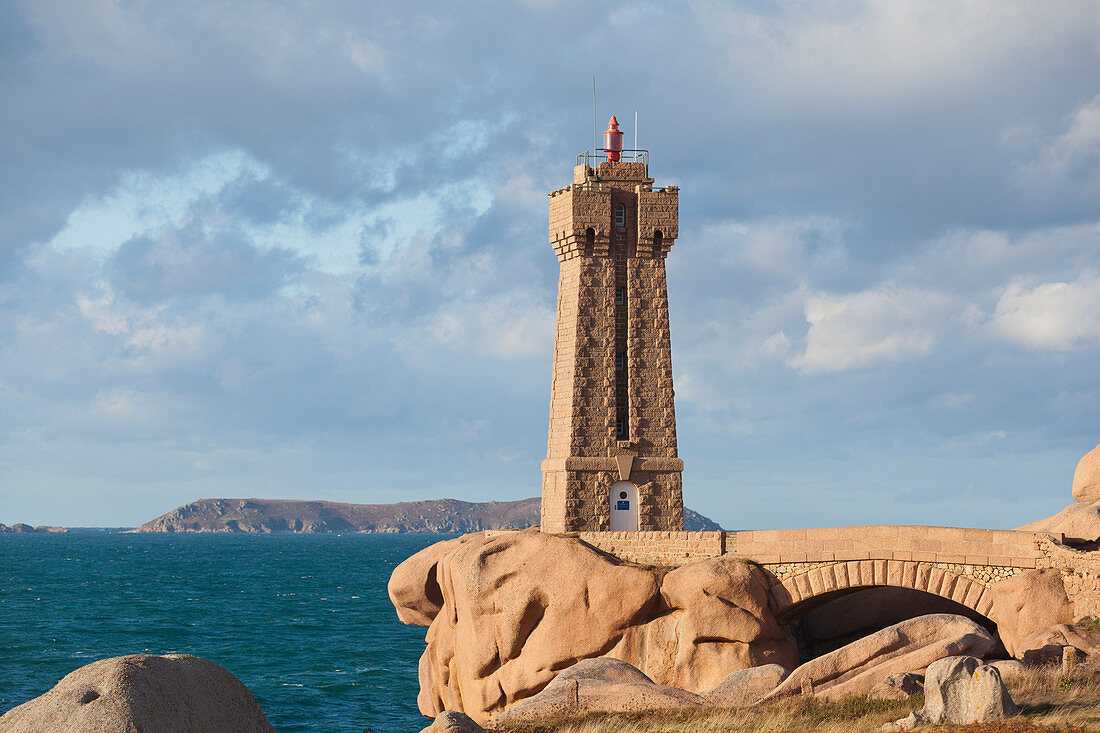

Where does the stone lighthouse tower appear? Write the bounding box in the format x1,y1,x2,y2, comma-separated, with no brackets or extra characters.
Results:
540,116,684,533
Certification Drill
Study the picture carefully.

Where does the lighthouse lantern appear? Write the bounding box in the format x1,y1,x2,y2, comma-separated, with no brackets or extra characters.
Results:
603,115,624,162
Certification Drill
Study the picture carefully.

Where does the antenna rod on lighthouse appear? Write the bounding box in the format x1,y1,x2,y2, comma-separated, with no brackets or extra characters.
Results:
634,110,638,160
592,76,597,160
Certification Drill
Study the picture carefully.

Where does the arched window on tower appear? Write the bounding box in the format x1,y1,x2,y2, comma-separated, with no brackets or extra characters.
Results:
653,229,663,253
614,204,626,227
584,227,595,257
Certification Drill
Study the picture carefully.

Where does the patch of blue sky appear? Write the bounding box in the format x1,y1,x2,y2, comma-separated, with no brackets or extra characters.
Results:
44,150,269,257
244,178,494,277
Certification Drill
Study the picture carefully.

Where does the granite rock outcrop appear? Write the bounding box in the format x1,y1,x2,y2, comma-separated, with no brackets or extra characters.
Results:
389,530,796,725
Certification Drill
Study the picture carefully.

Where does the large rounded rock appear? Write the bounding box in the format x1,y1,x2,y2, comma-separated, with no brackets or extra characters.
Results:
765,614,995,701
1018,500,1100,543
987,569,1074,657
395,530,660,724
389,531,796,725
491,659,703,726
0,654,274,733
608,556,797,691
1072,443,1100,502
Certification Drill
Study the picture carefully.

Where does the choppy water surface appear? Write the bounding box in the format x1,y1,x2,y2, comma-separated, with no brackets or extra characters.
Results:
0,532,450,732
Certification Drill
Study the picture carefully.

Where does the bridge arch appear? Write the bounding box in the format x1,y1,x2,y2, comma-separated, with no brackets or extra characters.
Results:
769,559,995,621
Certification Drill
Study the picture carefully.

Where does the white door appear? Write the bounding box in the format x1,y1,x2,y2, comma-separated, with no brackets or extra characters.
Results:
610,481,639,531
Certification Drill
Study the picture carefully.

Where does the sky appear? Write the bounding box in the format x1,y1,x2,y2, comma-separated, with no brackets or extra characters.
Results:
1,1,1099,530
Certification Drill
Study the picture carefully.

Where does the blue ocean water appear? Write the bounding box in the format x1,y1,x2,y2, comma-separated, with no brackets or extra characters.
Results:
0,531,451,732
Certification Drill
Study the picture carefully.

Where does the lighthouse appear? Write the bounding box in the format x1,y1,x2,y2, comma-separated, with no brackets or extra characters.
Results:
540,117,684,533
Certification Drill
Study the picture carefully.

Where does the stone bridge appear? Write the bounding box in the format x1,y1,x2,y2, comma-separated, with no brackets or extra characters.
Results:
578,525,1100,620
733,525,1045,621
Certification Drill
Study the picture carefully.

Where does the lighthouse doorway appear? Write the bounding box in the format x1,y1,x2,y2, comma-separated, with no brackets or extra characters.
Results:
610,481,639,531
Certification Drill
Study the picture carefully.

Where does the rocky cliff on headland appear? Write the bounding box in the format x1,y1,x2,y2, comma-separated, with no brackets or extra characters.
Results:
134,497,722,534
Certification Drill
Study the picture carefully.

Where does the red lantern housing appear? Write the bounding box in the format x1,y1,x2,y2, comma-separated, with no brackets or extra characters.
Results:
603,115,623,162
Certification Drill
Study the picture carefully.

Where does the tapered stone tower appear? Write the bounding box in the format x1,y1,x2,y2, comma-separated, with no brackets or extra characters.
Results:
540,117,684,533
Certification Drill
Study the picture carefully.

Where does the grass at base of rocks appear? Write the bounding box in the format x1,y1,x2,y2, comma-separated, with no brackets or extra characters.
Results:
492,665,1100,733
494,694,920,733
943,722,1086,733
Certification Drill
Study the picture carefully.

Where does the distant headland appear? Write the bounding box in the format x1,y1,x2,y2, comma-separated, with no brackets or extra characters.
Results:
132,497,723,534
0,523,67,533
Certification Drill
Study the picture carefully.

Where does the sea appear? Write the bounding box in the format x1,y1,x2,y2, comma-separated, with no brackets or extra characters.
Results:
0,531,452,732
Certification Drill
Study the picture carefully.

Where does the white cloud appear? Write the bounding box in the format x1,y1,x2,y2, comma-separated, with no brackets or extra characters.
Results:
697,217,849,277
992,272,1100,350
790,287,954,373
695,0,1100,111
1016,93,1100,196
76,288,210,371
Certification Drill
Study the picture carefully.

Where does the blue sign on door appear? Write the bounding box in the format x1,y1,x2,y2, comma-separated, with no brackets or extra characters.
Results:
616,500,630,510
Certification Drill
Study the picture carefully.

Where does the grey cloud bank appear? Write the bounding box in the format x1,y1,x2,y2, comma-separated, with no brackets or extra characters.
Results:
1,0,1098,529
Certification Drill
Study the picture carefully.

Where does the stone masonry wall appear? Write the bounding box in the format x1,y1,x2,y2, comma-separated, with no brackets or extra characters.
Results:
1037,535,1100,620
579,530,725,566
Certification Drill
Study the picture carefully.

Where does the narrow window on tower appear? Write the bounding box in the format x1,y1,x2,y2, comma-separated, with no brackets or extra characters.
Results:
614,204,626,227
584,227,595,257
615,287,625,305
615,353,625,371
653,229,663,252
616,416,626,438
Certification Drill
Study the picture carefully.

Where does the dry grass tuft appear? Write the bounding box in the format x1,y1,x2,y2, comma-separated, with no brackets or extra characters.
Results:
492,664,1100,733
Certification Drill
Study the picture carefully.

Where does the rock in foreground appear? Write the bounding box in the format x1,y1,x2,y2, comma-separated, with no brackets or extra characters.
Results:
0,654,274,733
766,613,995,701
886,655,1016,729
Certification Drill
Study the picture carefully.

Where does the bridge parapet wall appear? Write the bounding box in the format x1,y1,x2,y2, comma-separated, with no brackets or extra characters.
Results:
728,525,1054,568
